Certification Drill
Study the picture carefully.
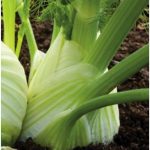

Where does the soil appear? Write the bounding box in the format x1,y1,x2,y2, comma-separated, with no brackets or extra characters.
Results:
2,19,149,149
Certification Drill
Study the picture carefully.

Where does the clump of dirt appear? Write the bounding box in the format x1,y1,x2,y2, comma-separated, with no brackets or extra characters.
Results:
14,138,49,150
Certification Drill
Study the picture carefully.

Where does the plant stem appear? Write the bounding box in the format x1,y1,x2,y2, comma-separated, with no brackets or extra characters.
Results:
24,19,38,61
16,24,25,57
2,0,16,51
71,0,100,51
69,89,148,124
88,44,149,98
51,19,60,43
17,2,38,62
85,0,148,73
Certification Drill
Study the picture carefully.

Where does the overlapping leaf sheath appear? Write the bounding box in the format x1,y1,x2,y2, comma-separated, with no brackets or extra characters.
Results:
1,42,28,146
21,32,120,150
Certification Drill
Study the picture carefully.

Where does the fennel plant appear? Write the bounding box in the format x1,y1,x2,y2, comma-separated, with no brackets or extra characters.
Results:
1,0,149,150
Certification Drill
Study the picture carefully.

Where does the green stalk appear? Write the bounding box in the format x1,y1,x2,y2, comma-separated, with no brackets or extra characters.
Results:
16,23,25,57
71,0,100,51
69,89,148,124
2,0,16,51
85,0,148,73
23,0,31,17
88,44,149,97
51,19,60,43
17,2,38,62
24,19,38,62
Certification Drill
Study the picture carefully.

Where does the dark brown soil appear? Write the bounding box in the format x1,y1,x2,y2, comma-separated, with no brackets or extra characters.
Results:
14,138,49,150
3,19,149,150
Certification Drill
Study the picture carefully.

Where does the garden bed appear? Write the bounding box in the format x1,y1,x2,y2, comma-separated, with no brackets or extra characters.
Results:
12,20,149,150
